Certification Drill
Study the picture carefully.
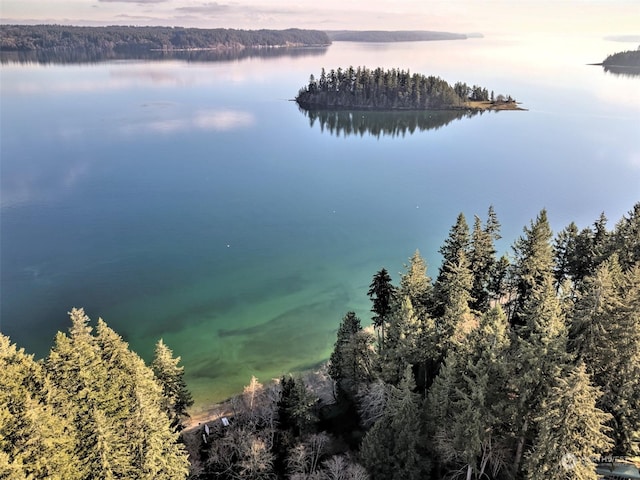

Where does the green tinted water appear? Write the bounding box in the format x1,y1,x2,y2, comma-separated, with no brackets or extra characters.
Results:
1,36,639,411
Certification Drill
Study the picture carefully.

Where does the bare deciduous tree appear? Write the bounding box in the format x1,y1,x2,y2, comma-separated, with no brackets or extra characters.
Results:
356,380,387,428
321,455,370,480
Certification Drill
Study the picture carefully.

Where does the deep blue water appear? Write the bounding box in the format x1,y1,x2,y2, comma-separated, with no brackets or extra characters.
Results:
1,35,639,409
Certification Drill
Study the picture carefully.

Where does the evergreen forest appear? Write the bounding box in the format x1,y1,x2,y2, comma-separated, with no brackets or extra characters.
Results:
0,25,331,53
602,48,640,67
2,203,639,479
296,66,514,110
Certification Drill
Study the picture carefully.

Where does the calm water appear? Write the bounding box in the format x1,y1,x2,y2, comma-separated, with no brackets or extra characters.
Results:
1,35,639,410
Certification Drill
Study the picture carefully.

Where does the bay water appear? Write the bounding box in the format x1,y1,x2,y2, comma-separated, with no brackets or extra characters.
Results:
1,34,638,411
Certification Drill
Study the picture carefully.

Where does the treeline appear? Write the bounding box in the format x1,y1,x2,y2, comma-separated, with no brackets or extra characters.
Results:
602,48,640,67
193,202,640,479
0,310,193,479
325,30,467,42
0,25,331,52
1,44,328,65
296,66,509,110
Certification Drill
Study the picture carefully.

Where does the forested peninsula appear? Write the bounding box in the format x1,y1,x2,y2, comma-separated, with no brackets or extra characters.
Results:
296,66,522,111
2,202,639,480
0,25,331,52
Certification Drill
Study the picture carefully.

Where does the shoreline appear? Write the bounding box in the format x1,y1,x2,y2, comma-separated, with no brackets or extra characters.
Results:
466,100,527,111
294,101,527,112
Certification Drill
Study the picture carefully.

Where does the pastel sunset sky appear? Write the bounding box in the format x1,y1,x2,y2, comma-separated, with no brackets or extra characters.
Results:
1,0,638,36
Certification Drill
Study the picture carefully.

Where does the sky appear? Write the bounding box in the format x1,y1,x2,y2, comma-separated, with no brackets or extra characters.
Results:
1,0,638,37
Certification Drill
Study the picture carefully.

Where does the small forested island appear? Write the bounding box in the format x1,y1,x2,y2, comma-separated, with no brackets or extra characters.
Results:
2,202,639,479
0,25,331,52
296,66,522,111
595,48,640,76
601,48,640,67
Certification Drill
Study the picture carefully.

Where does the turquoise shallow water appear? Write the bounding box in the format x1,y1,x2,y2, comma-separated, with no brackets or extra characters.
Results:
1,36,639,410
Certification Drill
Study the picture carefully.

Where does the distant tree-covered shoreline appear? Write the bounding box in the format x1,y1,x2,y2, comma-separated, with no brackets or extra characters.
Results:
296,66,516,111
0,25,331,52
602,48,640,67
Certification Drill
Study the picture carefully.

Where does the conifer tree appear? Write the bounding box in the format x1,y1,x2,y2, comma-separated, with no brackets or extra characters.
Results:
611,202,640,269
469,207,501,312
328,312,375,395
397,250,440,390
45,309,189,480
360,367,426,480
377,297,422,385
431,213,471,319
592,211,612,267
509,278,571,474
151,338,194,430
571,258,640,454
277,376,317,438
553,221,581,287
436,212,471,285
510,209,554,325
367,268,396,349
428,306,511,480
436,250,475,355
523,364,613,480
0,334,78,479
46,308,116,479
399,249,433,314
95,320,190,479
490,254,511,304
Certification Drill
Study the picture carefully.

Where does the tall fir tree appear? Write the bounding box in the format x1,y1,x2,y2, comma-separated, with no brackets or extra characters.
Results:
151,338,194,430
510,209,555,325
553,221,581,287
436,250,475,355
437,212,471,283
509,277,571,475
523,363,613,480
433,213,471,317
399,249,433,315
469,207,501,312
367,268,396,349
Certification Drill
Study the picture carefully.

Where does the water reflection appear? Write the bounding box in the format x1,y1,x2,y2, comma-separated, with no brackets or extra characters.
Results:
602,65,640,78
0,46,328,65
300,108,480,138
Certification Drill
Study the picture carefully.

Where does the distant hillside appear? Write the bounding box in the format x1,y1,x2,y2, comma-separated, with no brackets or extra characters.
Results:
325,30,468,42
0,25,331,52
